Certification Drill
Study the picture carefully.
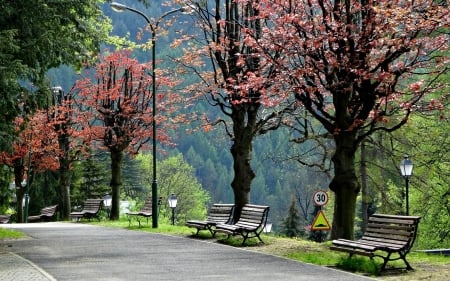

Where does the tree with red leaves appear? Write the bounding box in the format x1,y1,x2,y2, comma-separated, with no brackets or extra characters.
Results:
75,50,180,220
0,111,60,222
240,0,449,239
178,0,290,222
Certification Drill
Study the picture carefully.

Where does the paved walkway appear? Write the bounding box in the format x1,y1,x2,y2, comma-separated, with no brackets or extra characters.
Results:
0,223,377,281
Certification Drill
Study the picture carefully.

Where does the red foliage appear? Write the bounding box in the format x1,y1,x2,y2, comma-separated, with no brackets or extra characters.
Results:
0,111,61,174
74,50,182,154
242,0,449,135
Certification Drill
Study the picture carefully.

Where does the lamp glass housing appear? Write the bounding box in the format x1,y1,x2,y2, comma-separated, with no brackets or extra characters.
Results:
110,2,127,12
400,156,413,177
103,194,112,208
168,194,177,208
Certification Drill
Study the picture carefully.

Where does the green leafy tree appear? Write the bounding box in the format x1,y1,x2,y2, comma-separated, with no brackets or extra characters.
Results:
0,0,111,150
136,153,210,224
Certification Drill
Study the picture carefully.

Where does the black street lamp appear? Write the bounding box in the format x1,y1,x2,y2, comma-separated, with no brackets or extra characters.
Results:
168,193,177,225
400,155,413,216
110,2,186,228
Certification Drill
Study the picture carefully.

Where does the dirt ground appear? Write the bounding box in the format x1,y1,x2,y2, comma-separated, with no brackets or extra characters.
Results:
250,237,450,281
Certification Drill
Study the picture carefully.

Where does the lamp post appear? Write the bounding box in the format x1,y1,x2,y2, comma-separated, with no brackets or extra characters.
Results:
110,2,186,228
103,194,112,218
399,155,413,216
168,193,177,225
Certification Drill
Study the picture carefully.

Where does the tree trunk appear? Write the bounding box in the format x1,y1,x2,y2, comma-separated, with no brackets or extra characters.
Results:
230,137,255,222
360,140,369,234
59,158,71,220
230,109,257,222
110,149,123,220
329,131,360,240
14,161,25,223
58,126,71,220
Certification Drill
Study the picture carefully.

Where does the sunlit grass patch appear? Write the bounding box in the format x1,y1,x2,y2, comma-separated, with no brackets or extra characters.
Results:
0,228,25,239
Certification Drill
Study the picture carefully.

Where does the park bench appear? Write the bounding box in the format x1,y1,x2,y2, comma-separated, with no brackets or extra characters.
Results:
0,214,11,224
214,204,270,245
27,204,58,222
186,203,235,236
126,198,152,227
330,213,421,271
69,199,103,221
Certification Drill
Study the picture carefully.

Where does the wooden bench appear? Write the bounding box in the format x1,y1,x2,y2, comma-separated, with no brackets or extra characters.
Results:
126,198,152,227
69,199,103,221
214,204,270,245
27,205,58,222
186,203,235,236
0,215,11,224
330,214,421,271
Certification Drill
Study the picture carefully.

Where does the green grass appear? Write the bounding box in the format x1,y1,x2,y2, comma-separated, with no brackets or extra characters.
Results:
0,228,25,239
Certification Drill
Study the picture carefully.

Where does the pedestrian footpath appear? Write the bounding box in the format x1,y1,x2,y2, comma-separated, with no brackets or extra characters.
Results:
1,223,376,281
0,251,55,281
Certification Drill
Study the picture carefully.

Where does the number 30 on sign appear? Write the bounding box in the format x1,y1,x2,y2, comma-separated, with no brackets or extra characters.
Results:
312,190,329,206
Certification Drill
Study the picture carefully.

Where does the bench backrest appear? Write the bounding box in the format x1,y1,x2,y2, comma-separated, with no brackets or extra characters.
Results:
206,203,234,224
236,204,270,229
362,213,421,252
140,198,152,213
40,205,58,217
83,199,103,213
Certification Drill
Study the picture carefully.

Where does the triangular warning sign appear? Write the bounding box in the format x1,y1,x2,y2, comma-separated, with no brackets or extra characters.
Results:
311,210,331,231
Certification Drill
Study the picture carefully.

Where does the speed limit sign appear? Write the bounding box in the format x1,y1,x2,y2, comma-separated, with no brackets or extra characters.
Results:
312,190,329,206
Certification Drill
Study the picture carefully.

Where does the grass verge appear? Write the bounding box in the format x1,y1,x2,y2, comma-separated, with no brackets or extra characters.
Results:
0,227,25,239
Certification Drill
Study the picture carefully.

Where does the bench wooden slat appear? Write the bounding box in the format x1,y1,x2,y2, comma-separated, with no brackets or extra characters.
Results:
331,213,420,271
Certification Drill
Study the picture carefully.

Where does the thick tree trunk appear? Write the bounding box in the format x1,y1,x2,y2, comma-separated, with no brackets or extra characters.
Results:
110,149,123,220
329,132,360,240
230,109,257,222
230,141,254,221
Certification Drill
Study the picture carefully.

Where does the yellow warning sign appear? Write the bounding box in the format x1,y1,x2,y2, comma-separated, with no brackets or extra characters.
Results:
311,210,331,231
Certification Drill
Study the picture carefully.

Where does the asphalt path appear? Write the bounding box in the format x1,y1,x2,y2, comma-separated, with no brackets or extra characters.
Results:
1,223,377,281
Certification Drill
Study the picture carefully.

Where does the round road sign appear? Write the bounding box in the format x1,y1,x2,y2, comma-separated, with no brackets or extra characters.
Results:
312,190,329,206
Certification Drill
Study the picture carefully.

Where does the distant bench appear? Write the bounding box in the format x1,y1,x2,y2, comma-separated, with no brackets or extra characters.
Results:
214,204,270,245
126,198,152,227
28,205,58,222
0,215,11,224
330,214,421,271
69,199,103,221
186,203,235,236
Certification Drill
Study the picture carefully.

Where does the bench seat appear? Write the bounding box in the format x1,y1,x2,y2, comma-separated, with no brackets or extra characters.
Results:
214,204,269,245
330,213,421,271
186,203,234,236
